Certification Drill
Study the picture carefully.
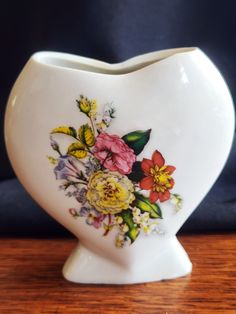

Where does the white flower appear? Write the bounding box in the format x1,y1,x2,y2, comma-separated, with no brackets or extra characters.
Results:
141,212,149,223
132,207,142,223
133,207,141,216
171,194,183,212
95,103,115,131
143,222,158,235
132,207,150,226
120,223,129,233
115,234,125,248
114,216,123,225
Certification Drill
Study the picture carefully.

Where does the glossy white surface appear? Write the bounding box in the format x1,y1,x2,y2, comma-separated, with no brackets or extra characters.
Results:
4,48,235,283
63,236,192,284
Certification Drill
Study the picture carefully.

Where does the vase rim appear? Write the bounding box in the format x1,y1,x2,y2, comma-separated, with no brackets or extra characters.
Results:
31,47,200,76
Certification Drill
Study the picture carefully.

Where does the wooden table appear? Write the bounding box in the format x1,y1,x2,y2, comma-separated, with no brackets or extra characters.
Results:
0,234,235,313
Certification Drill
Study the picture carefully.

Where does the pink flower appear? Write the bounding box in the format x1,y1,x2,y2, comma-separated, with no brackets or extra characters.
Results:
93,132,136,174
69,208,78,217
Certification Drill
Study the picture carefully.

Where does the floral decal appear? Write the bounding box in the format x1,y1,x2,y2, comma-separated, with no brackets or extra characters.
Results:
48,95,182,247
140,151,175,203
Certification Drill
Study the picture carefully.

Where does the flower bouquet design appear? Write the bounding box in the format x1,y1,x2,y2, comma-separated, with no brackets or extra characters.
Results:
48,95,182,247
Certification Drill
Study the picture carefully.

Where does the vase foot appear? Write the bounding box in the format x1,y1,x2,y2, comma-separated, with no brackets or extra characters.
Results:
62,237,192,284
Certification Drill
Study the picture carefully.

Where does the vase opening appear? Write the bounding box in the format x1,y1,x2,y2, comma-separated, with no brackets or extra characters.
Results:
32,47,196,75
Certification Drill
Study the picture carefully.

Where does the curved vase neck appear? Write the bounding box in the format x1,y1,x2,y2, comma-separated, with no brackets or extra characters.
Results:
31,47,198,76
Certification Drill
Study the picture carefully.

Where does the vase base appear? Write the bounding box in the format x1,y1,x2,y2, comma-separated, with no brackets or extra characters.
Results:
62,237,192,284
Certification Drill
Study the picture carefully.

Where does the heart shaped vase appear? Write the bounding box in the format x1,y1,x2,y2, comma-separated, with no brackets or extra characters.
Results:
4,47,235,283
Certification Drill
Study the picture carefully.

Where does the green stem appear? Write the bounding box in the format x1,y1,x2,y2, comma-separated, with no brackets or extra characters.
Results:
76,181,87,185
56,148,62,157
103,214,112,236
69,180,87,186
89,116,97,137
86,147,93,154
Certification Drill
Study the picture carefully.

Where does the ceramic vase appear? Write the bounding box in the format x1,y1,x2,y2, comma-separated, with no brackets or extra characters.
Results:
4,47,235,284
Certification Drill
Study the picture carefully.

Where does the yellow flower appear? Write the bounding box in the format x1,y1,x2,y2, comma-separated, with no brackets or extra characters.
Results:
47,156,57,165
114,216,123,224
96,120,107,131
115,234,125,248
86,171,135,214
76,95,97,117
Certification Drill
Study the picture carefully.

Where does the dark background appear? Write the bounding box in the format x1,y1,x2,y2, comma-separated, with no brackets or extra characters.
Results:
0,0,235,236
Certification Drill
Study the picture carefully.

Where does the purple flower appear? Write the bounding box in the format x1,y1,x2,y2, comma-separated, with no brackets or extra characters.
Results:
85,159,100,176
75,188,87,204
65,187,87,203
86,210,105,229
50,136,59,151
54,156,81,180
78,206,90,216
78,206,105,229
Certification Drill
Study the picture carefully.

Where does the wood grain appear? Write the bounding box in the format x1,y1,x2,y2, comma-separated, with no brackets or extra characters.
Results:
0,234,235,314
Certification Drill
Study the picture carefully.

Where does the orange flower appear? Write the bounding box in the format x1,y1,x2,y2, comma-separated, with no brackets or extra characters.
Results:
140,150,175,203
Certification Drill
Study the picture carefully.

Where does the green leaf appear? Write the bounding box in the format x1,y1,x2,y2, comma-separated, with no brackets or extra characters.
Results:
119,209,139,243
78,124,95,147
67,142,87,159
127,161,145,182
122,129,151,155
51,126,77,138
134,192,162,219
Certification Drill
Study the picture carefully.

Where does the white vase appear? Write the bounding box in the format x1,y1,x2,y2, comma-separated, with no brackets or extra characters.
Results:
4,47,235,284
